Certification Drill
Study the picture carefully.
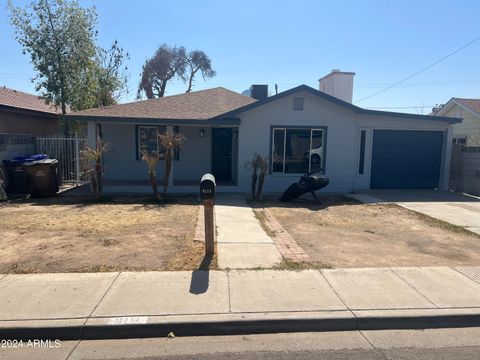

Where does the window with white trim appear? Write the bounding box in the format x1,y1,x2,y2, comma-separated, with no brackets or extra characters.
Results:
271,127,326,174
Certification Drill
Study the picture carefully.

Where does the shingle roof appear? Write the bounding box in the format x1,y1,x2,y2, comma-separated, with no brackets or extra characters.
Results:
71,87,257,120
0,86,59,114
454,98,480,116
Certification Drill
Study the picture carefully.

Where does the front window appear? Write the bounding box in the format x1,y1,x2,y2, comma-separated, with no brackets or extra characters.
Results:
137,125,167,159
271,127,326,174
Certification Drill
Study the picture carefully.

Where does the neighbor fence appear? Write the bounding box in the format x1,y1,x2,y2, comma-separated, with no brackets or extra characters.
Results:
450,144,480,196
35,134,88,185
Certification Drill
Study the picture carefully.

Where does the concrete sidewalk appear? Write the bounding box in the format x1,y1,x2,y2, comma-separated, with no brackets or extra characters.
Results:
1,266,480,340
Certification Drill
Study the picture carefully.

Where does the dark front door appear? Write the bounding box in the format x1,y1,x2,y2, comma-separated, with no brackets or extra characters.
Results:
212,128,233,181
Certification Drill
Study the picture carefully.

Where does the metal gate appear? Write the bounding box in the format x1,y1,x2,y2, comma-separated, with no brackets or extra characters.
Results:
36,134,87,184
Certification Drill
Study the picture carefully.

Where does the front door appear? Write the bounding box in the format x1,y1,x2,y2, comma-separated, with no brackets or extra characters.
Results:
212,128,233,181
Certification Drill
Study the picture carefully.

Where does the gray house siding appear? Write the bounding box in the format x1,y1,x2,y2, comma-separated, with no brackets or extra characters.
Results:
236,91,359,193
101,123,164,181
174,126,211,182
233,91,453,194
101,123,212,183
90,88,454,194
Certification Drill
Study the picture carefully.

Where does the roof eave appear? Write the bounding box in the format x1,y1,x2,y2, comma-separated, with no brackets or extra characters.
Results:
0,104,60,118
213,85,461,124
66,114,241,126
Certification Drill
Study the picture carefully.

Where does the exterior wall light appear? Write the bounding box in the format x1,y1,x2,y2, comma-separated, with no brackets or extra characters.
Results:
200,129,205,137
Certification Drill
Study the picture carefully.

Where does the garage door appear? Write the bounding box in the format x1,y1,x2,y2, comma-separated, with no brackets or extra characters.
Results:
370,130,444,189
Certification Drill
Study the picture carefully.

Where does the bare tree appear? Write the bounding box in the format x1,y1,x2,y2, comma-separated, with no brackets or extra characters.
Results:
185,50,216,93
137,44,187,99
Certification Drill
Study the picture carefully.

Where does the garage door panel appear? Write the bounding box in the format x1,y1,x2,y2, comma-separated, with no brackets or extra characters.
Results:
371,130,443,189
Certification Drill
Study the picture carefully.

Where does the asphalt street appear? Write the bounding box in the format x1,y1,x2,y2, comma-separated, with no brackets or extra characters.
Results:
2,328,480,360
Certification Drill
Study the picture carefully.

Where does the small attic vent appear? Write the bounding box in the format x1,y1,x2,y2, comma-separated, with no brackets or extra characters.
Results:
293,96,304,111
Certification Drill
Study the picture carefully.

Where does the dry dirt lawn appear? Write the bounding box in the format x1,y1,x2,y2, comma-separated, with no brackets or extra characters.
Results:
0,196,214,273
263,196,480,268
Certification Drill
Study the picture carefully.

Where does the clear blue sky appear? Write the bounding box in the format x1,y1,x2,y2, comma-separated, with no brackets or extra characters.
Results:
1,0,479,114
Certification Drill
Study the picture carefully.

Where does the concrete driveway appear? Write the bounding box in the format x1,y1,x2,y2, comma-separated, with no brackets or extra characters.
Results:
351,190,480,236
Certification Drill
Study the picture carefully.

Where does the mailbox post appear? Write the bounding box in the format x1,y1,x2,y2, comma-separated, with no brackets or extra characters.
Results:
200,174,216,256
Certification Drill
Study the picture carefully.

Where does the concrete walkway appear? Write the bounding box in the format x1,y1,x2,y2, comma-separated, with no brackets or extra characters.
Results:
1,266,480,340
214,196,282,269
348,190,480,235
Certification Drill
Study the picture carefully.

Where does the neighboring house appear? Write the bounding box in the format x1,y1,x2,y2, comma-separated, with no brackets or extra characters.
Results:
0,86,60,135
0,86,62,163
433,98,480,146
69,71,460,194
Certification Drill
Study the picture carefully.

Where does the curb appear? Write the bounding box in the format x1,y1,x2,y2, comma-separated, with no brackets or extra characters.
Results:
2,310,480,340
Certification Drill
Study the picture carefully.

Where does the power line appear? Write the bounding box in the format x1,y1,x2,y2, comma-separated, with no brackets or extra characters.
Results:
354,35,480,103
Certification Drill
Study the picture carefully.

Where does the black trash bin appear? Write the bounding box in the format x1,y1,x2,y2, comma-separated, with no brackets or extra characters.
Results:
24,159,59,197
3,154,50,195
3,159,29,194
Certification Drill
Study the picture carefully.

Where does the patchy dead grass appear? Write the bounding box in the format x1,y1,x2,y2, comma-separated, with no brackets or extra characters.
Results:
263,196,480,268
0,195,217,273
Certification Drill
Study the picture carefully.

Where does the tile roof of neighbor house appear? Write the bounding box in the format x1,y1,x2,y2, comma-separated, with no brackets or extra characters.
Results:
70,87,257,120
454,98,480,116
0,86,60,114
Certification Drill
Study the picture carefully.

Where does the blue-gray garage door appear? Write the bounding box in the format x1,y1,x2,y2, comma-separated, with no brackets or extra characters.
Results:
370,130,444,189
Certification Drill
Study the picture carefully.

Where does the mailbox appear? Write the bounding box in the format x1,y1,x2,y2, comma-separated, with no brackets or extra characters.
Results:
200,173,216,201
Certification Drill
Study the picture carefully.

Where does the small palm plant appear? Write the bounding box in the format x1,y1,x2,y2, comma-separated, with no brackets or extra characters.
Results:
141,150,161,199
159,132,185,196
246,153,269,200
81,136,109,200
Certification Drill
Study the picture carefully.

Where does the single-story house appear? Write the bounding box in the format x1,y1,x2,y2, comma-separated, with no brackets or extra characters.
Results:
69,71,461,194
0,86,60,136
433,98,480,146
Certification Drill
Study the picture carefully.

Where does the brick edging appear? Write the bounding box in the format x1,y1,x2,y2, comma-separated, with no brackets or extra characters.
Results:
259,208,312,263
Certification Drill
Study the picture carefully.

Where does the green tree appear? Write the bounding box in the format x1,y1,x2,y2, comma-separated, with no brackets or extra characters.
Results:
8,0,129,134
93,41,129,107
8,0,96,118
